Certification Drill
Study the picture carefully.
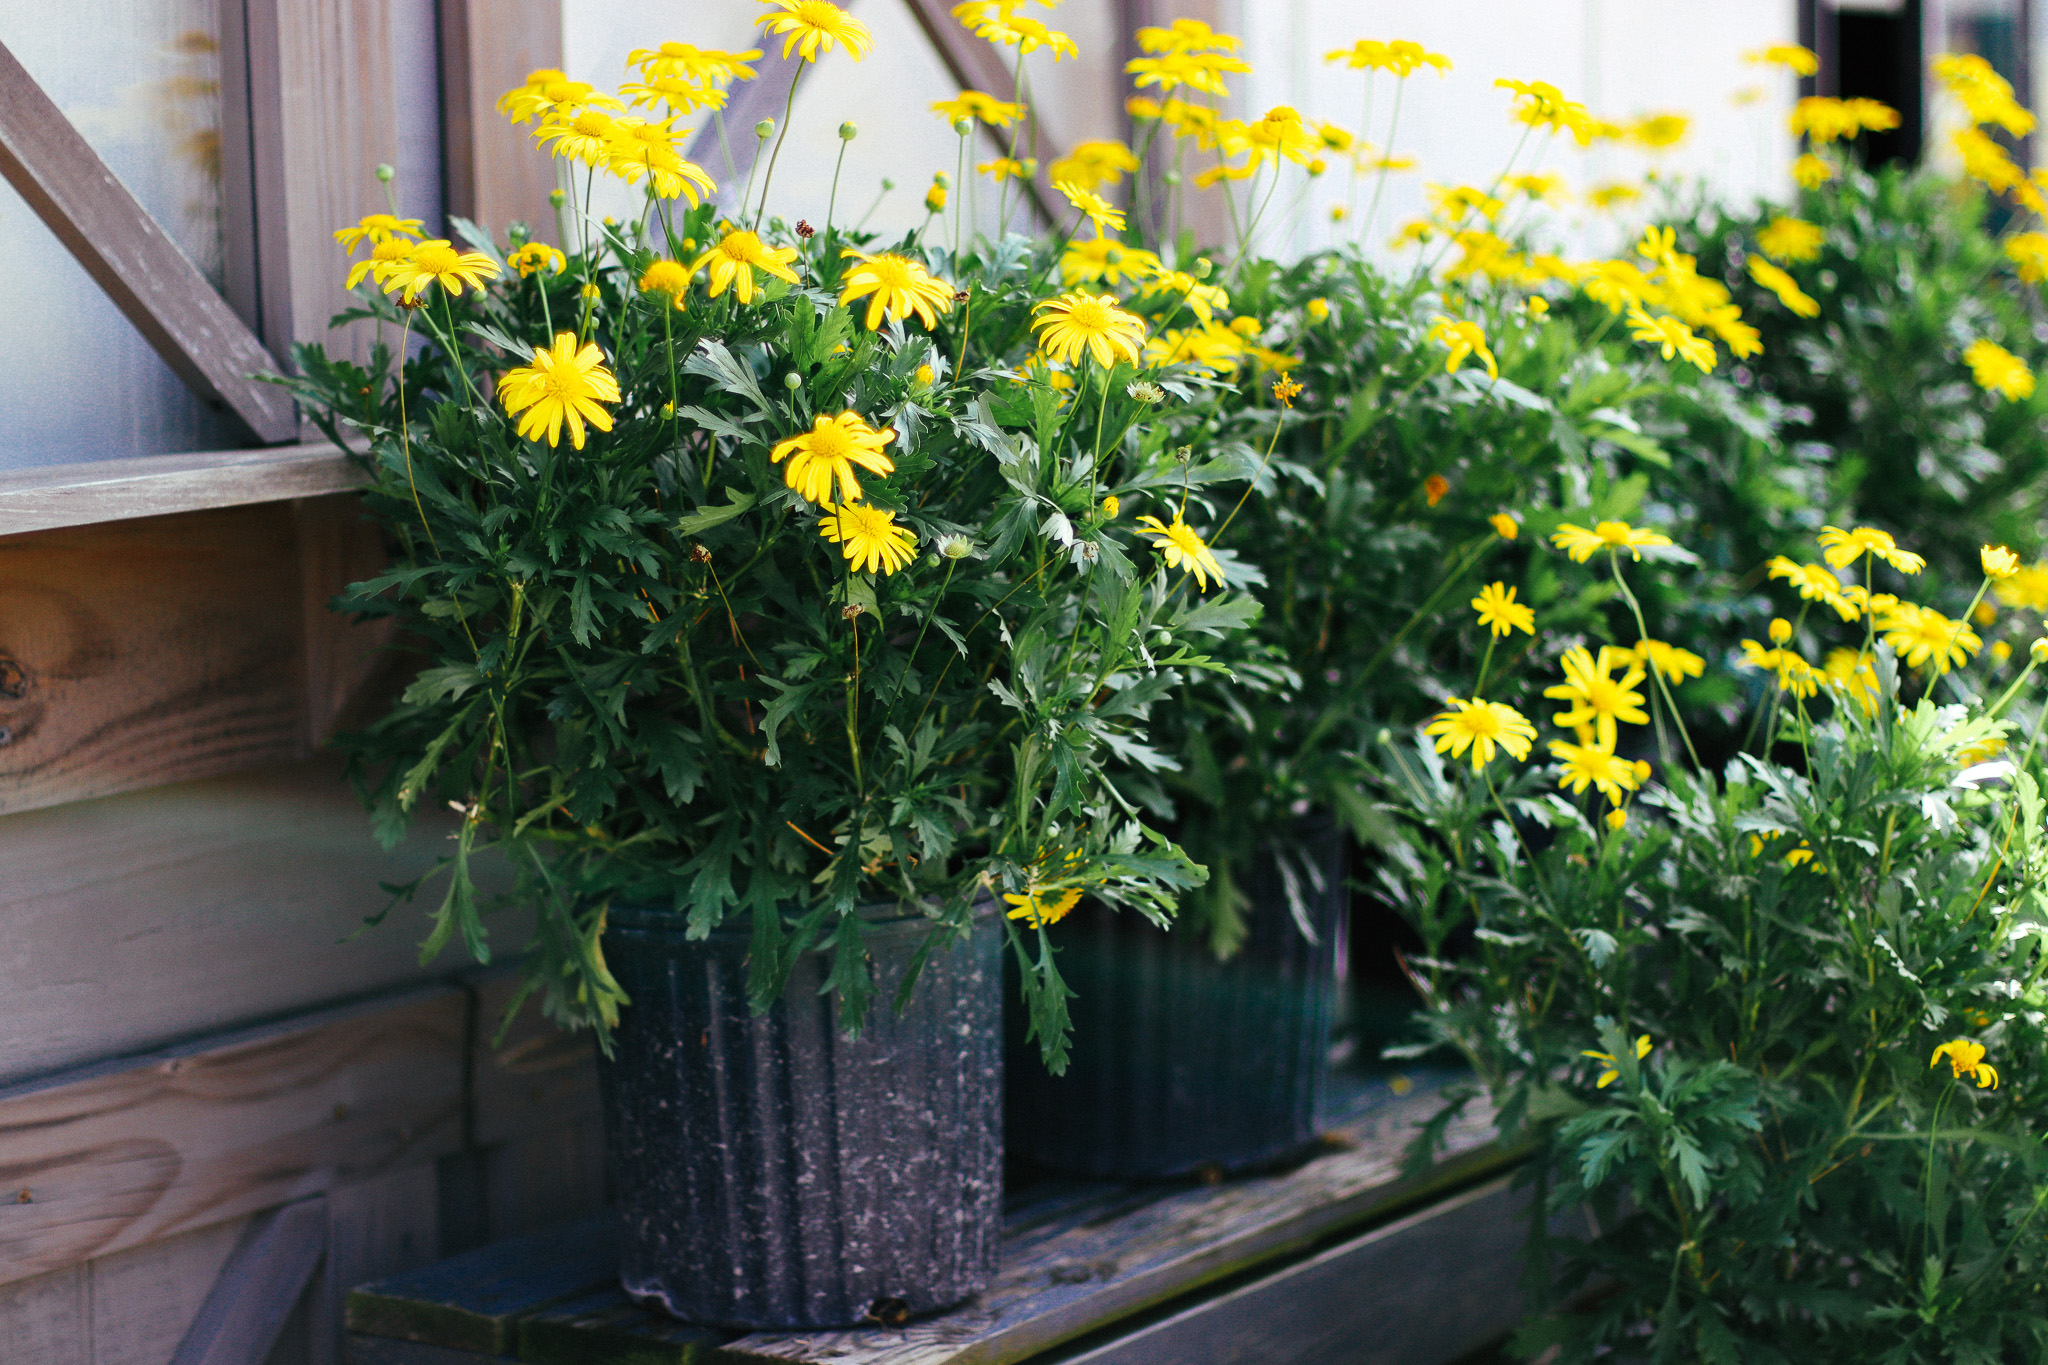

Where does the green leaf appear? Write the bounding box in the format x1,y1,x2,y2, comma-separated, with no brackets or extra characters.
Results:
676,487,758,535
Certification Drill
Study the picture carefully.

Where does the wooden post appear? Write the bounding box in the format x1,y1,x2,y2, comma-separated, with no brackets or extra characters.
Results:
439,0,566,243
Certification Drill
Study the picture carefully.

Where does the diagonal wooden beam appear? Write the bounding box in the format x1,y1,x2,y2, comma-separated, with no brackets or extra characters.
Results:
0,38,298,445
900,0,1061,224
680,41,811,215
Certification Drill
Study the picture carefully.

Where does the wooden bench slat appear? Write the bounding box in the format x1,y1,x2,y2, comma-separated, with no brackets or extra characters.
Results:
343,1217,619,1356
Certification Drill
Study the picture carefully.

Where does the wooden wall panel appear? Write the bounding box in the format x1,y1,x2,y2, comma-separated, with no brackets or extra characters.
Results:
0,1265,88,1365
439,0,564,245
0,506,306,816
0,988,466,1287
294,494,395,748
470,975,600,1150
85,1219,247,1365
0,757,512,1085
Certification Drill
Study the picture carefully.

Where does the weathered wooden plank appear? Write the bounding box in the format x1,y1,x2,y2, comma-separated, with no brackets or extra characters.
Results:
0,506,307,815
87,1218,248,1365
295,493,394,749
170,1197,330,1365
1061,1177,1531,1365
720,1089,1503,1365
470,976,601,1151
344,1217,619,1355
0,40,298,444
0,986,466,1286
0,445,360,539
319,1166,446,1365
439,0,564,242
347,1078,1507,1365
0,1265,89,1365
0,757,503,1086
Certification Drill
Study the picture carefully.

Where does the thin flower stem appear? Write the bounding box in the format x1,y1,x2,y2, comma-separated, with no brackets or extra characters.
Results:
826,135,852,242
752,64,805,229
1211,399,1287,546
1361,77,1402,241
713,108,738,180
394,316,437,555
1609,551,1703,772
1473,634,1500,698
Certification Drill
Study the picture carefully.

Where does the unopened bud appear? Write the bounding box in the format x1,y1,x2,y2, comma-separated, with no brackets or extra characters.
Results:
939,534,974,560
1768,617,1792,645
783,370,803,390
549,188,566,207
840,121,858,140
842,602,866,620
690,543,712,564
933,171,951,188
1192,257,1213,279
755,119,775,138
2033,638,2048,663
881,177,896,191
374,163,395,183
953,117,973,136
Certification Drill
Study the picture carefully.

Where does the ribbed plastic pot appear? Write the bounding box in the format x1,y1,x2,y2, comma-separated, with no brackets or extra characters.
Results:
598,905,1002,1329
1006,823,1346,1178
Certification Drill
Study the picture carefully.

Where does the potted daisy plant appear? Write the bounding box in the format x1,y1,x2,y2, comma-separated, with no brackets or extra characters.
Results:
280,0,1268,1330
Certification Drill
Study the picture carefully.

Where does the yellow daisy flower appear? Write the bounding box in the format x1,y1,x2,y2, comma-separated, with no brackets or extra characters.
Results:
757,0,873,62
770,411,897,504
1816,525,1924,574
499,333,620,449
1877,603,1980,673
1994,562,2048,610
1470,582,1535,637
1791,153,1835,189
510,242,567,278
1032,291,1148,369
819,501,917,575
1003,886,1082,929
1490,513,1520,541
1767,556,1859,621
1823,648,1881,716
1426,315,1496,380
689,229,800,303
837,252,956,331
1550,739,1643,807
1063,239,1163,289
334,213,424,252
609,138,716,204
1745,44,1818,76
1930,1039,1999,1089
1747,256,1819,317
536,108,621,166
1423,697,1536,769
1545,646,1651,751
1984,544,2021,579
1047,139,1140,189
379,239,501,301
1582,1034,1651,1089
346,237,416,291
1627,306,1716,373
638,258,695,307
1964,339,2035,401
932,89,1027,128
1056,180,1126,236
1756,215,1826,263
1633,639,1706,685
626,42,761,85
1549,520,1675,563
1135,513,1225,590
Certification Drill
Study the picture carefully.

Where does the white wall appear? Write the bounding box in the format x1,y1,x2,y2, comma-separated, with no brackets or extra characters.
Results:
1235,1,1801,262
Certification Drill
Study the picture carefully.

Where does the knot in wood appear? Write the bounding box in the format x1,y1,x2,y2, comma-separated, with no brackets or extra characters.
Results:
0,655,26,700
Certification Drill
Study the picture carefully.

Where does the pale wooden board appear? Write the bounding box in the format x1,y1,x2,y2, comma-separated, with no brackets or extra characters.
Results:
0,446,360,539
1,1265,90,1365
720,1088,1502,1365
0,37,297,444
87,1218,248,1365
470,976,601,1151
273,0,402,360
0,507,306,815
0,756,511,1085
0,986,466,1286
439,0,564,244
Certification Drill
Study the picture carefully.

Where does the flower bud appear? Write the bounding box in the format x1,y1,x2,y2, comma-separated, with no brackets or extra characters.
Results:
953,117,973,136
549,188,566,207
755,119,775,138
939,534,974,560
2033,638,2048,663
882,177,896,191
1606,808,1628,830
840,122,858,140
1192,257,1212,278
1126,381,1164,404
933,171,951,188
375,163,395,183
1768,617,1792,645
783,371,802,390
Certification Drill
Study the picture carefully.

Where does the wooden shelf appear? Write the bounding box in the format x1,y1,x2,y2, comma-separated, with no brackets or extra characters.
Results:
344,1073,1529,1365
0,443,362,537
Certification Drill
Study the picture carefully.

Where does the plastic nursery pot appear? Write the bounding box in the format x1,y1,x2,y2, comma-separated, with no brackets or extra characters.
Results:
1006,822,1346,1179
598,903,1002,1329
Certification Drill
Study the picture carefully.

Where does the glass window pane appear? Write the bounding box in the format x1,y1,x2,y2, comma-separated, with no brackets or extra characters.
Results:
0,2,238,470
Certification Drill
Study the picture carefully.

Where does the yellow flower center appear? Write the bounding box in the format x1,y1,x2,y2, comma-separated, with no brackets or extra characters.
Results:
794,1,843,27
411,243,459,274
1063,297,1115,331
866,257,915,289
719,232,764,263
573,110,611,136
806,422,854,461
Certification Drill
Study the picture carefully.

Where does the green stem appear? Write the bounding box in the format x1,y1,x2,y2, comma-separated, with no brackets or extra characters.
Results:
752,64,804,229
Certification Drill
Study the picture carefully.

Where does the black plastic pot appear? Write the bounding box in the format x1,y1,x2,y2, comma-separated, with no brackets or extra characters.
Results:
598,905,1002,1329
1006,823,1346,1178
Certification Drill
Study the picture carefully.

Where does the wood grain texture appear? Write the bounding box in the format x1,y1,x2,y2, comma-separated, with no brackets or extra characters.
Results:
439,0,564,243
0,446,360,539
170,1198,330,1365
268,0,399,356
87,1219,249,1365
0,507,307,815
470,976,600,1151
0,40,298,444
295,494,395,749
1063,1177,1530,1365
346,1078,1508,1365
0,1265,90,1365
0,987,465,1287
0,757,506,1086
